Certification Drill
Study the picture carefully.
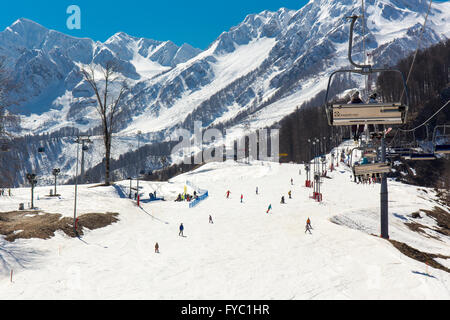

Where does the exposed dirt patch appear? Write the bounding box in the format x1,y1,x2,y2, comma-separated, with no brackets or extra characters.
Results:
404,222,441,241
0,211,119,242
421,206,450,237
434,188,450,208
389,239,450,273
410,211,421,219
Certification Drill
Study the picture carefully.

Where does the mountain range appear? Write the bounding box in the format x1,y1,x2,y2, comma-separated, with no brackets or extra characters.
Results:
1,0,449,186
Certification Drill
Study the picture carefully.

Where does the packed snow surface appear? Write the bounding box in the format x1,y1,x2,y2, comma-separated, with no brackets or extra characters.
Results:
1,145,449,299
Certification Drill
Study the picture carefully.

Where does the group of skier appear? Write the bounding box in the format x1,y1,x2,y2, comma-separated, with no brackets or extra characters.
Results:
155,173,314,253
0,189,11,196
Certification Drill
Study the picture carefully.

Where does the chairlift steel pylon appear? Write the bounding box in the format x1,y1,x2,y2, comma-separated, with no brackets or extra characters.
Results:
324,15,409,126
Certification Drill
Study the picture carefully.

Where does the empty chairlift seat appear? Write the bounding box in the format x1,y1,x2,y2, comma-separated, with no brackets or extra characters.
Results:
403,153,437,161
432,124,450,154
434,144,450,154
330,102,406,126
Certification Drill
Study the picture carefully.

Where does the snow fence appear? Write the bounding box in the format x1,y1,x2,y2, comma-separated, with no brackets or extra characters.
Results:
186,180,209,208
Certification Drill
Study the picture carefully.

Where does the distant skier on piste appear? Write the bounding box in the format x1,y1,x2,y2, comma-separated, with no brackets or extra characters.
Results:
281,196,285,204
266,204,272,213
226,190,231,199
305,219,312,234
209,215,214,224
288,190,292,199
306,217,312,229
240,194,243,203
256,187,258,195
155,242,160,253
179,223,184,236
291,178,293,185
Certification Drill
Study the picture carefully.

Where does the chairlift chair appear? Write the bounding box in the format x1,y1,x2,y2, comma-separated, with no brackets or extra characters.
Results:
324,16,409,126
354,163,391,176
432,124,450,154
403,153,437,161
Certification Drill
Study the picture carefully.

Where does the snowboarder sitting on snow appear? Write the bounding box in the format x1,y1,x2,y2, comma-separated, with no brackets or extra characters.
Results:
179,223,184,237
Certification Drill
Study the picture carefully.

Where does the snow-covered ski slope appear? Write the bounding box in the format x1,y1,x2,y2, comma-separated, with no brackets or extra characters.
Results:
1,143,449,299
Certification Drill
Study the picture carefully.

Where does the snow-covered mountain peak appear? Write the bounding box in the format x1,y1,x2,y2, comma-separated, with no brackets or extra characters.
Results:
2,0,450,185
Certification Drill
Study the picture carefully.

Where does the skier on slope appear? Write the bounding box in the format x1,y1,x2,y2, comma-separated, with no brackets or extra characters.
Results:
240,194,243,203
291,178,294,185
179,223,184,237
256,187,258,195
306,217,312,229
209,215,214,224
281,196,285,204
288,190,292,199
226,190,231,199
305,219,312,234
266,204,272,213
155,242,160,253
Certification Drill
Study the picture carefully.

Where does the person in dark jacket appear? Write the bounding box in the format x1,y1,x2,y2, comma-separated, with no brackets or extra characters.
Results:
179,223,184,236
155,242,160,253
350,91,365,141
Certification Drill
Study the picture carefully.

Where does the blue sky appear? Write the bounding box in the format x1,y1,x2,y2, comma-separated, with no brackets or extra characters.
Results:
0,0,310,49
1,1,448,49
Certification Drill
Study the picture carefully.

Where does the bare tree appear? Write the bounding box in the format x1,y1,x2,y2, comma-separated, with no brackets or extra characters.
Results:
81,61,128,185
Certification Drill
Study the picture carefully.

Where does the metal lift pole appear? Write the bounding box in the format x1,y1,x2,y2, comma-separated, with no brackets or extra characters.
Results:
380,135,389,239
74,140,80,234
80,140,86,184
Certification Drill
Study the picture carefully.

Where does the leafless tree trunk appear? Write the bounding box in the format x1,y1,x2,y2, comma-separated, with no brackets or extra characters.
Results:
81,61,128,186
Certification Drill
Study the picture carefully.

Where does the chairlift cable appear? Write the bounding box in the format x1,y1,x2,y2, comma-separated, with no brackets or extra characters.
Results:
398,99,450,132
399,0,433,102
